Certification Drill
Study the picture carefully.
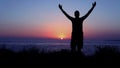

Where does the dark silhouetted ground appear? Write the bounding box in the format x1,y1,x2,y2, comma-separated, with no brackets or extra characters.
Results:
0,45,120,67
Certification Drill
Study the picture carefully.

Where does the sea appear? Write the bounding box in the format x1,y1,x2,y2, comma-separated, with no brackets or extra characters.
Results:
0,38,120,55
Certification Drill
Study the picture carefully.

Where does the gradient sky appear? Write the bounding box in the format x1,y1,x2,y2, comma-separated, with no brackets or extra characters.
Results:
0,0,120,40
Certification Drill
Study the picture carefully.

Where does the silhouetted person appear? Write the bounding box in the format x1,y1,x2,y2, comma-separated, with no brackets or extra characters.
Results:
59,2,96,52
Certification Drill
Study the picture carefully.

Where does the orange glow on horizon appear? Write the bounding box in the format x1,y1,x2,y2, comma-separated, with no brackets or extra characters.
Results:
58,32,65,40
37,20,71,39
3,17,94,39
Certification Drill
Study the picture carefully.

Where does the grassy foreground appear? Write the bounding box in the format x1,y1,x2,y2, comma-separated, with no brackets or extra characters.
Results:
0,46,120,66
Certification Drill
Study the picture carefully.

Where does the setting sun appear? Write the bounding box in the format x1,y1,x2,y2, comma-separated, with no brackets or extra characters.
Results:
60,37,63,40
59,32,65,40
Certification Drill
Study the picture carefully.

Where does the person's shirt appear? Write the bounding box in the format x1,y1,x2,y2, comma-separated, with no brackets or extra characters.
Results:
70,17,84,33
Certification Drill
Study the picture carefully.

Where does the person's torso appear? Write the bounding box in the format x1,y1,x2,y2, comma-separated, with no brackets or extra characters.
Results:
71,18,84,33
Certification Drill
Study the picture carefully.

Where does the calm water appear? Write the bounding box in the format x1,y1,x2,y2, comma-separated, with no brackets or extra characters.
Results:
0,38,120,55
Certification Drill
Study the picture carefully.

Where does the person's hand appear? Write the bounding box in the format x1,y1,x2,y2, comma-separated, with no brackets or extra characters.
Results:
92,1,96,7
59,4,62,9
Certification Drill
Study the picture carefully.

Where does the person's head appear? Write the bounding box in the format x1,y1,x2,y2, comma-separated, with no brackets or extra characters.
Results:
74,10,80,18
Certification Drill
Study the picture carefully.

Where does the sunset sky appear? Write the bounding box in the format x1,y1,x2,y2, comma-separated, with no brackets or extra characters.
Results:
0,0,120,40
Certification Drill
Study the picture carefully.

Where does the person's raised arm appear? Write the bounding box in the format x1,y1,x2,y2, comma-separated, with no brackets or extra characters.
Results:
59,4,73,20
82,2,96,20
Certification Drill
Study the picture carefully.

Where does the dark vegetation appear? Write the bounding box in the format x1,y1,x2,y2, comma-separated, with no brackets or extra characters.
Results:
0,45,120,66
